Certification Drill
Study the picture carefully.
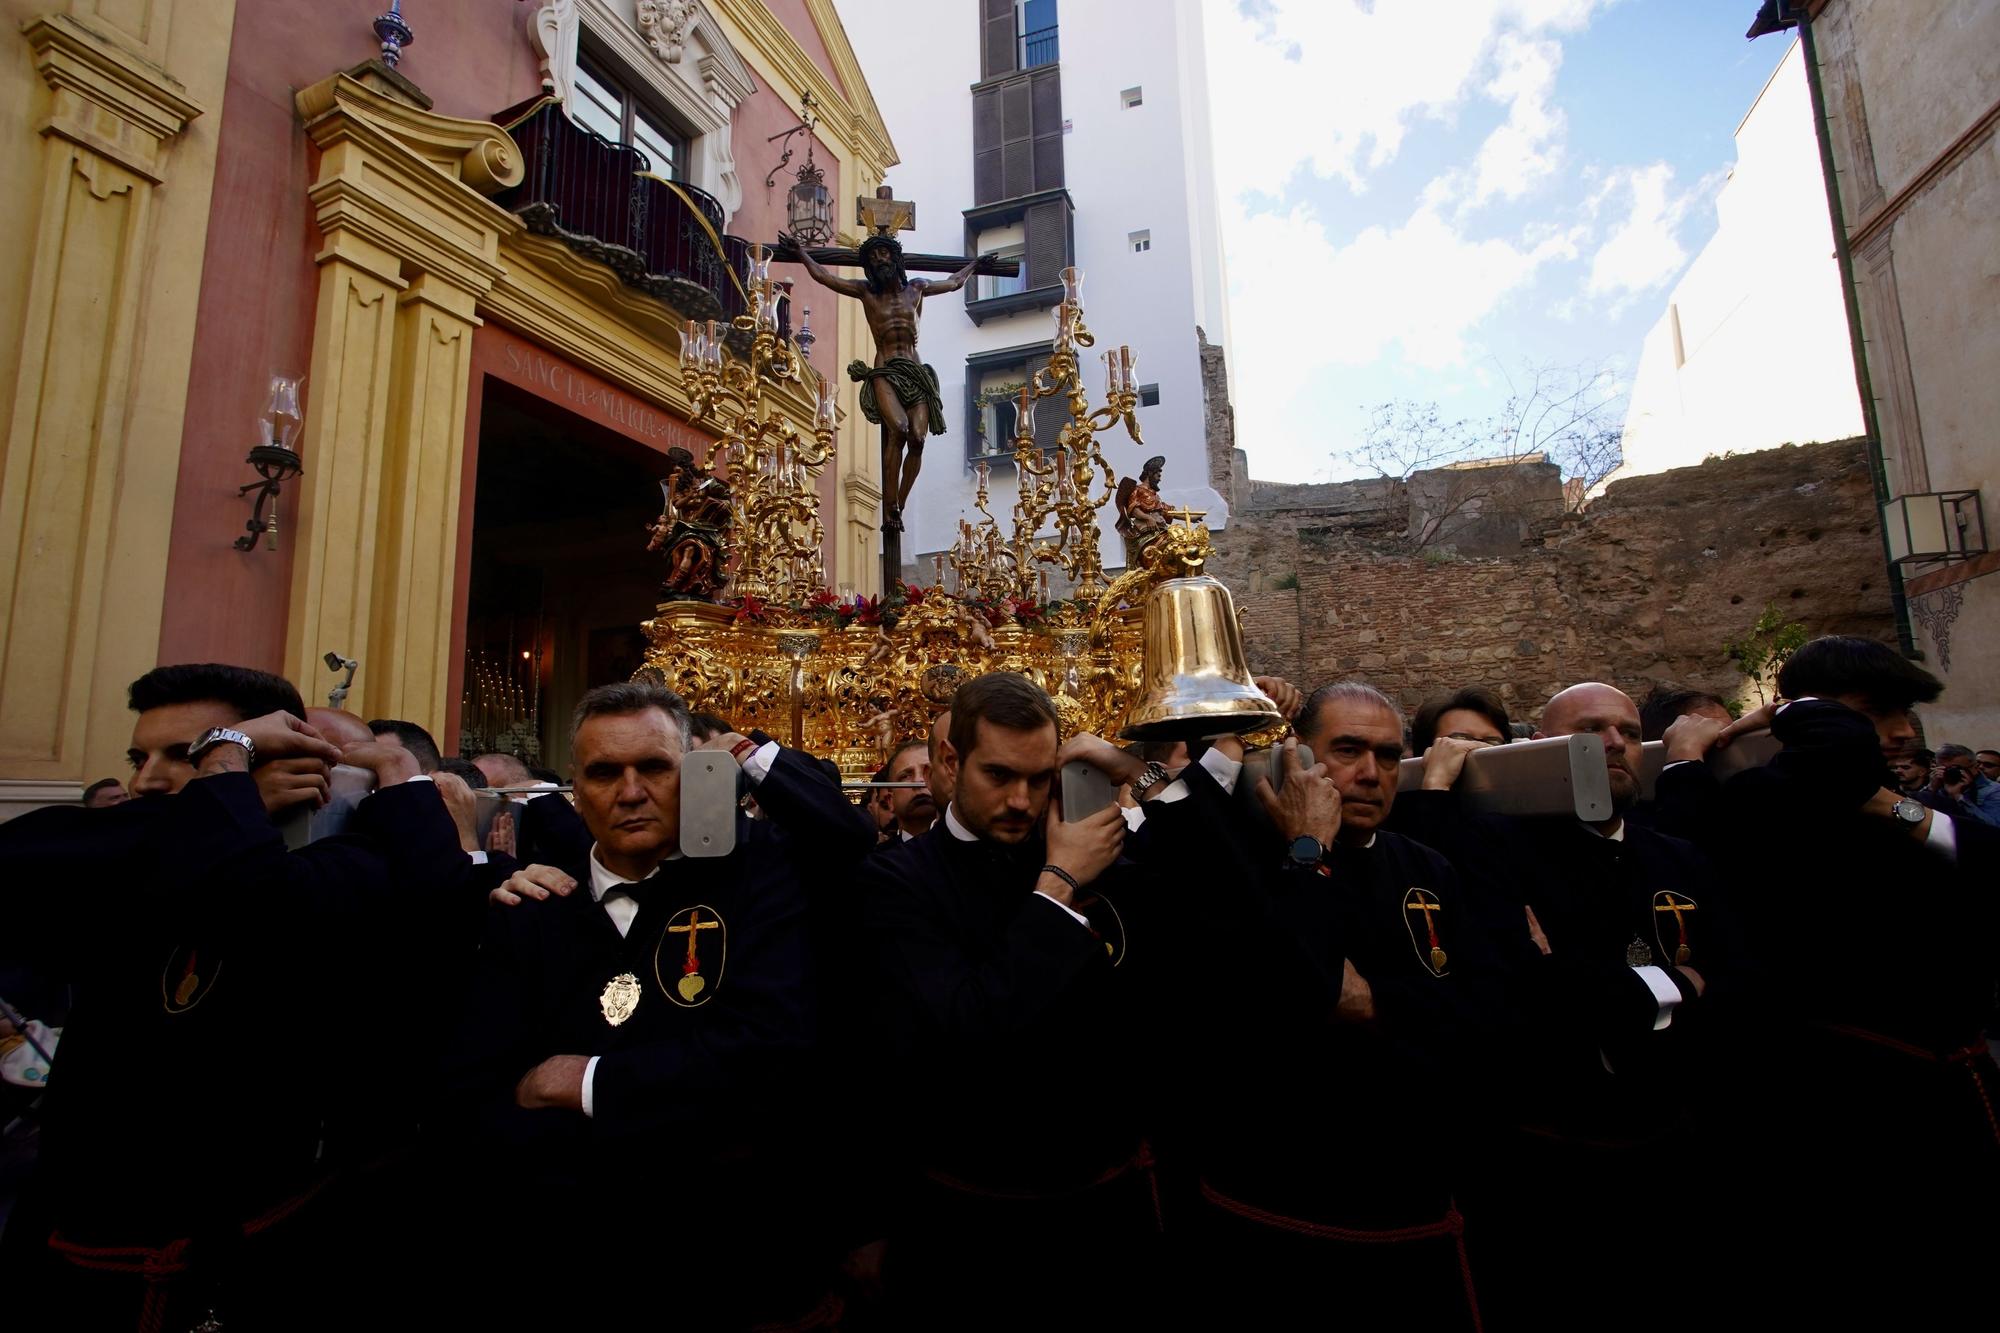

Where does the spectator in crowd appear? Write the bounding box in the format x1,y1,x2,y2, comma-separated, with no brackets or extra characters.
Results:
866,762,896,839
80,779,126,809
1932,742,2000,826
884,738,936,840
1409,685,1513,756
1978,748,1999,782
367,718,442,772
1889,746,1935,796
1638,684,1731,742
447,684,873,1326
925,706,954,814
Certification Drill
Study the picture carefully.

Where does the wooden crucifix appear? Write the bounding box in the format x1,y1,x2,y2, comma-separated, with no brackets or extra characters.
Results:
777,187,1020,592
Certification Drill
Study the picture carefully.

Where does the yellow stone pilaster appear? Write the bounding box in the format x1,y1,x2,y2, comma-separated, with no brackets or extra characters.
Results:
284,71,517,722
0,5,228,814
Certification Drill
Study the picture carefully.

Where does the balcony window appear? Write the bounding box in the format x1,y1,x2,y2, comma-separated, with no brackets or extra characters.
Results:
574,56,687,179
966,344,1059,462
1018,0,1058,69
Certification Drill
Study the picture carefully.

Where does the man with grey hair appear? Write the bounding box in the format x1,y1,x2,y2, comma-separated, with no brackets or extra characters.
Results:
444,681,874,1326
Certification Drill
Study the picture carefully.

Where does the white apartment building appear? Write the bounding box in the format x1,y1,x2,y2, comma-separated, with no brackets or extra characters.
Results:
836,0,1232,580
1612,39,1863,484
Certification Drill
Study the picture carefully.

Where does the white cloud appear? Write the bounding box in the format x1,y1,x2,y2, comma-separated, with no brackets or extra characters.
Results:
1468,34,1566,207
1585,162,1704,305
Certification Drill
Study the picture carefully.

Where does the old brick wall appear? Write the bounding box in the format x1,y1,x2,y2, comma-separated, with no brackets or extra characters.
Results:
1217,439,1894,724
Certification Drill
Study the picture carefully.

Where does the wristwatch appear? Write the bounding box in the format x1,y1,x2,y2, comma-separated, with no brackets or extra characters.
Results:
1889,797,1927,826
1132,761,1171,795
1287,834,1324,866
188,726,256,769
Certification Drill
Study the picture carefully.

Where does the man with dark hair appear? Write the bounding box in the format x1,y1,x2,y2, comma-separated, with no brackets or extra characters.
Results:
1409,685,1513,757
0,668,469,1329
787,231,980,531
81,778,127,808
883,737,935,840
448,681,873,1326
860,671,1146,1326
1128,681,1508,1326
687,711,736,743
866,762,896,839
1889,746,1935,796
924,707,954,813
1638,684,1731,742
1979,748,2000,782
366,718,442,772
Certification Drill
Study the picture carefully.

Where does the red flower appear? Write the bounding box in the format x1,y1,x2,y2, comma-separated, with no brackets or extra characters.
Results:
732,593,769,624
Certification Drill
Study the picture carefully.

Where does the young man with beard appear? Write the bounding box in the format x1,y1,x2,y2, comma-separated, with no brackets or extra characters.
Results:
859,672,1147,1329
446,683,875,1327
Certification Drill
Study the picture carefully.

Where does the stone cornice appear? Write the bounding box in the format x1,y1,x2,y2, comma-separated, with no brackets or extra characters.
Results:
24,13,204,180
706,0,897,173
297,72,524,195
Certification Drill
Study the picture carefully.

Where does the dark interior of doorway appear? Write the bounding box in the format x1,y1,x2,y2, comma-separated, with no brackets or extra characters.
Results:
462,380,663,776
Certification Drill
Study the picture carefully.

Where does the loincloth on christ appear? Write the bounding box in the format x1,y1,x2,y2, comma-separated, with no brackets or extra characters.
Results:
848,357,947,435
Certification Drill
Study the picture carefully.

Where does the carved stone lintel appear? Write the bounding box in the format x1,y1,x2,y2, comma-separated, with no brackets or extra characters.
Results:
638,0,695,63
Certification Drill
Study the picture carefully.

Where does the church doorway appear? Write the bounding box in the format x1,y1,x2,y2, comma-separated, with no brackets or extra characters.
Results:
460,380,666,776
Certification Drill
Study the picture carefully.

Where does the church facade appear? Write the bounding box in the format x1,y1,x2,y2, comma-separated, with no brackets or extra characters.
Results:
0,0,898,809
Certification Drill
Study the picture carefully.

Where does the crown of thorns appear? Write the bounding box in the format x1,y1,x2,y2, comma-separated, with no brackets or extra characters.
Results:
858,234,905,263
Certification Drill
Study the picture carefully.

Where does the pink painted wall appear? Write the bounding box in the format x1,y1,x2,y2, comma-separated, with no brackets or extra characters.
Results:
160,1,544,670
764,0,850,100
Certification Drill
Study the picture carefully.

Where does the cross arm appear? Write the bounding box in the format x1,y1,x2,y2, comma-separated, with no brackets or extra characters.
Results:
768,240,1021,277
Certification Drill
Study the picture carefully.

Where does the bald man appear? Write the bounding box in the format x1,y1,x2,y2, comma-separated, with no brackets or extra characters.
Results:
1425,682,1746,1327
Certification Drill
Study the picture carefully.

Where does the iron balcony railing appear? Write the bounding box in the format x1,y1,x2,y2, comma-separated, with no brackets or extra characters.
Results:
497,98,789,340
1021,24,1059,69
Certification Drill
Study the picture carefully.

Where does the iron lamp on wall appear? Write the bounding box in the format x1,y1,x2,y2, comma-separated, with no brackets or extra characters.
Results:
1882,489,1985,565
234,375,305,552
766,92,833,248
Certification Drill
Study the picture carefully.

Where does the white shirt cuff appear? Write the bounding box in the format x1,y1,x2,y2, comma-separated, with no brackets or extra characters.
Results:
469,850,489,865
1925,809,1958,861
1149,747,1245,804
580,1055,600,1117
1661,759,1699,771
1034,889,1093,929
739,740,780,784
1633,965,1683,1031
1120,804,1146,832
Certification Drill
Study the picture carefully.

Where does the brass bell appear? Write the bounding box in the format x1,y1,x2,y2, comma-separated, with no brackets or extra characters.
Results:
1120,576,1281,741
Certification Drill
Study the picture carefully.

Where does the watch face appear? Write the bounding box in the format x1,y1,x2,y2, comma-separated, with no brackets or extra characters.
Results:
1289,835,1321,864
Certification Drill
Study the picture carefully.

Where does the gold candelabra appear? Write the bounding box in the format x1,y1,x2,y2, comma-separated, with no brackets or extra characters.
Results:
946,267,1142,603
679,242,837,602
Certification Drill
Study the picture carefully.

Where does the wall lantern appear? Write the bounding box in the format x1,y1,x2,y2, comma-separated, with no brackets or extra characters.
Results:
234,374,305,552
1882,489,1986,565
766,92,833,248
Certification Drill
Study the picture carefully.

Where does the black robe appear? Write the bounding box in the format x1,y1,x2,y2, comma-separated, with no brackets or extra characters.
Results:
1664,699,2000,1324
438,744,873,1327
859,814,1158,1329
0,773,466,1331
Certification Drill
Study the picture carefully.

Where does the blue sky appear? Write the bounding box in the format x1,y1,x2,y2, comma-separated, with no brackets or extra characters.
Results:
1202,0,1794,482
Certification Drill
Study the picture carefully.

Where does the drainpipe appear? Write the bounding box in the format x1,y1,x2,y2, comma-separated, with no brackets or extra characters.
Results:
1749,1,1917,655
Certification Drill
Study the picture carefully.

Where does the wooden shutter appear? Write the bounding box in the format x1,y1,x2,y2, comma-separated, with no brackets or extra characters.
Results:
1028,353,1065,453
1029,67,1064,190
1024,197,1069,289
972,86,1003,205
1000,78,1034,200
981,0,1017,80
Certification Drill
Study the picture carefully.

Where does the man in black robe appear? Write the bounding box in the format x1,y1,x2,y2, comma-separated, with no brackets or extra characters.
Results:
1658,636,1998,1325
0,665,467,1331
443,681,874,1328
1118,681,1509,1329
858,672,1142,1330
1401,681,1745,1329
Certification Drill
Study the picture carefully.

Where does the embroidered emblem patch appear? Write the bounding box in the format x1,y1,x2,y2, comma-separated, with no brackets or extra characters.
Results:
656,904,727,1007
1652,890,1698,967
161,943,222,1014
1402,887,1449,977
1077,890,1127,968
